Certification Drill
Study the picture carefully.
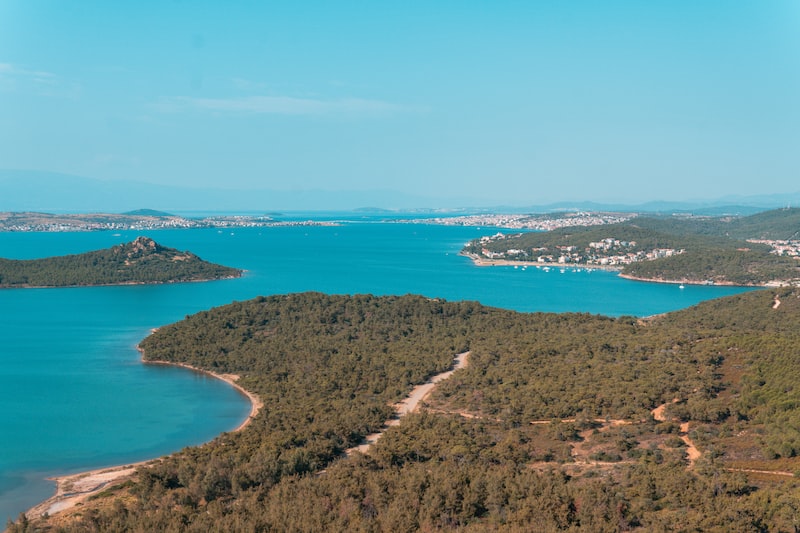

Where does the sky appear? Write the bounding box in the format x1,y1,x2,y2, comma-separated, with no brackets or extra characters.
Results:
1,1,799,207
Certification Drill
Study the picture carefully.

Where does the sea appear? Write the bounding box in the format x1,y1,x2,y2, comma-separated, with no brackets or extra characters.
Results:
0,216,755,521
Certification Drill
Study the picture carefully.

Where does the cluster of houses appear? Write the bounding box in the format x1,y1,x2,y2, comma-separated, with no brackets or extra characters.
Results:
415,212,634,230
0,214,336,232
748,239,800,257
478,234,684,266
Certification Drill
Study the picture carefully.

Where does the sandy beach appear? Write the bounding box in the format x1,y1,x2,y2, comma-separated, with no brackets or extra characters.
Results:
24,462,153,519
24,358,263,521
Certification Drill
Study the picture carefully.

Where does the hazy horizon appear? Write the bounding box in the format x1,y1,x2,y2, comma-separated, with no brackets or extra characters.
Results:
2,2,799,207
2,168,800,213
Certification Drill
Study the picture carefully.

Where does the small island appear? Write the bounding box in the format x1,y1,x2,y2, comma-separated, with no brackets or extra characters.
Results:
0,237,242,288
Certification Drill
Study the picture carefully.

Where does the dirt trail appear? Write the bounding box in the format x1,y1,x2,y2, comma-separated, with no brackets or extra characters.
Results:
347,351,470,455
726,468,794,477
773,295,782,309
651,400,701,468
679,422,701,465
652,401,796,477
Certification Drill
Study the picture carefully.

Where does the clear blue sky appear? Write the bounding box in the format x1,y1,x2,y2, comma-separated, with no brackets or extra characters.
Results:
1,1,799,206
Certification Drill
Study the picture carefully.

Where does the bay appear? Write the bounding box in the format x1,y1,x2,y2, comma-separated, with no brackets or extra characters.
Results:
0,220,753,521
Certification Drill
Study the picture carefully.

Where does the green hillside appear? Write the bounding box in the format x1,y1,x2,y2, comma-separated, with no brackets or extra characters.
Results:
13,291,800,531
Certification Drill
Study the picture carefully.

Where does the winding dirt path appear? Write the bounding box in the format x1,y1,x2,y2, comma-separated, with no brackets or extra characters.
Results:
346,351,470,455
651,400,701,468
652,401,795,477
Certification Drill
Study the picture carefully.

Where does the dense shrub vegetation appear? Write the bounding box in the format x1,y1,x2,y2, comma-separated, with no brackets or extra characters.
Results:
0,237,241,287
11,290,800,531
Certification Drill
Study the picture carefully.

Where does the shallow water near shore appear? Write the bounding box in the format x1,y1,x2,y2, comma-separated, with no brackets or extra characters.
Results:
0,220,754,520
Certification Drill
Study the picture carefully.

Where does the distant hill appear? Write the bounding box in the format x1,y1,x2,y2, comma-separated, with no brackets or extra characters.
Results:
2,168,799,212
122,209,175,217
0,237,242,288
724,207,800,240
0,170,469,211
623,208,800,240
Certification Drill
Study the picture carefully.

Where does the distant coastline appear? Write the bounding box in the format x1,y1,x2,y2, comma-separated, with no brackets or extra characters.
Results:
0,272,243,291
0,211,339,232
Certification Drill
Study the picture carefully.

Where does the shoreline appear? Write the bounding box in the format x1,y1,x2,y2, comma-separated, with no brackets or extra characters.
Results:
0,271,244,291
460,252,623,272
23,349,262,521
142,359,263,433
462,252,786,288
617,273,767,287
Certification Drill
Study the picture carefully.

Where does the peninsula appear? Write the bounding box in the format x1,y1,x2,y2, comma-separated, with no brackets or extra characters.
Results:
0,237,241,288
13,290,800,531
462,207,800,286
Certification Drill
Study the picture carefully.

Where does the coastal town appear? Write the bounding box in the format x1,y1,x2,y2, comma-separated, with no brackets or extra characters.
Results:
0,212,338,232
403,211,635,230
472,232,684,267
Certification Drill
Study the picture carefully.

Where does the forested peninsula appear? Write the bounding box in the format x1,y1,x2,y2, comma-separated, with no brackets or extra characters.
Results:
0,237,241,288
463,207,800,286
13,290,800,531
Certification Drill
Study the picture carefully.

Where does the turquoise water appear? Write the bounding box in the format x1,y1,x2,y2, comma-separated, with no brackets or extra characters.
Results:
0,222,754,520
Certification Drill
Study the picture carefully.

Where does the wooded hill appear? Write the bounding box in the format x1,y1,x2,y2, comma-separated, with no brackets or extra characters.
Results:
596,207,800,241
12,290,800,531
464,208,800,286
0,237,241,288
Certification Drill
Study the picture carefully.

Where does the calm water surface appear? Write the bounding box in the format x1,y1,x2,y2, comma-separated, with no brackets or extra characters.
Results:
0,222,754,520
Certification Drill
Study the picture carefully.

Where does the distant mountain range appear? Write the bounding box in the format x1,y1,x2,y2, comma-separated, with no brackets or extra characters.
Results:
0,170,470,212
2,169,799,214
